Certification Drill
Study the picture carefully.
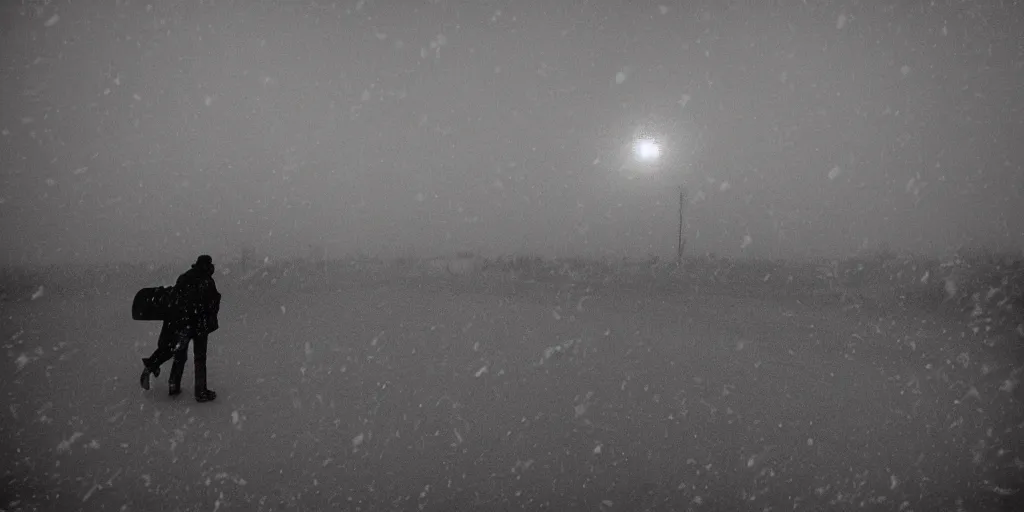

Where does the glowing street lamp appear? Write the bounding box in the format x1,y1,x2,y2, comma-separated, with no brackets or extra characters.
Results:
628,134,687,265
632,138,662,163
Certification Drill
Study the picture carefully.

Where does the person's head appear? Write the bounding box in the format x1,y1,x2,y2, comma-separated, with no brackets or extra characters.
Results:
193,254,215,275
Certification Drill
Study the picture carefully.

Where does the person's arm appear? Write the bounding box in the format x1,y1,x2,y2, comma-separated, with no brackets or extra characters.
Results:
198,277,220,333
203,277,221,315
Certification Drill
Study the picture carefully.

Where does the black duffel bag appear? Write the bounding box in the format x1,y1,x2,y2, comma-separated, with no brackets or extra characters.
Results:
132,286,175,321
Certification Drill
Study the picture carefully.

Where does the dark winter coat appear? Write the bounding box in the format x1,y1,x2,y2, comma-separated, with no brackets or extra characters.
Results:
170,266,221,335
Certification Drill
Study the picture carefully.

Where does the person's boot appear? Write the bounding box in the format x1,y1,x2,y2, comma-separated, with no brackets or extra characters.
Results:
195,389,217,403
139,358,160,390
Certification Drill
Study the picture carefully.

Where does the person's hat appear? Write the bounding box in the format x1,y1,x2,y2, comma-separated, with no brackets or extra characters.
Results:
193,254,214,270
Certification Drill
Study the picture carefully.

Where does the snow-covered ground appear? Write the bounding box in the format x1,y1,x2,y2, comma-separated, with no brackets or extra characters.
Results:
2,273,1022,511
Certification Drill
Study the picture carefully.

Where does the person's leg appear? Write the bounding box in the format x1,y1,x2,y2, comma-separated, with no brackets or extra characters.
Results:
167,332,193,396
193,333,208,392
146,321,179,365
141,321,174,390
193,334,215,402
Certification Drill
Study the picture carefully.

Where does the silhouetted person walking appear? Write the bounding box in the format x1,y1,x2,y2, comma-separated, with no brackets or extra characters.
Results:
140,255,221,402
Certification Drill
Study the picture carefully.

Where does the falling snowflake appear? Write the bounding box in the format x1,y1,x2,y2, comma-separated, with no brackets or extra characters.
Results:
44,15,60,27
944,277,958,299
352,433,364,448
900,65,912,76
14,353,31,371
836,13,847,29
955,352,970,368
741,235,753,249
56,432,84,453
906,176,926,196
828,165,842,180
615,71,627,84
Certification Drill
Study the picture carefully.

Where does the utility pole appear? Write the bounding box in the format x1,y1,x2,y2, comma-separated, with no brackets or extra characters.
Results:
677,185,687,265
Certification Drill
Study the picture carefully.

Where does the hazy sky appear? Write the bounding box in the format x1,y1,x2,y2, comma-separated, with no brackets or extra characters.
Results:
2,0,1022,265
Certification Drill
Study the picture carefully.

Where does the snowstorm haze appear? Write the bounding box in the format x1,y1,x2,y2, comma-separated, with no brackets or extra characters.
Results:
2,0,1022,265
